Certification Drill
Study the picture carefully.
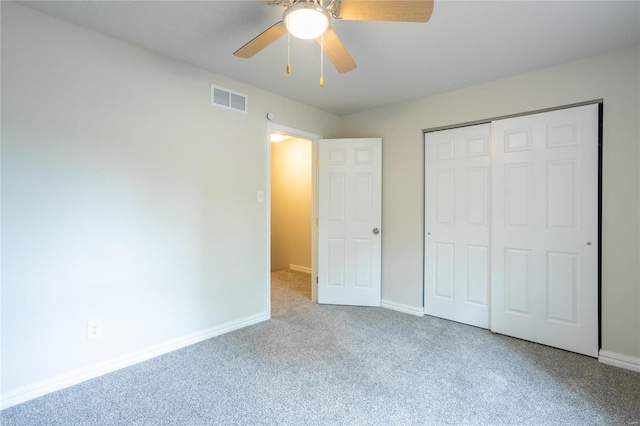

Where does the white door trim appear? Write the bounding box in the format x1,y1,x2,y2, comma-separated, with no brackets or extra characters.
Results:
267,123,322,313
422,100,602,134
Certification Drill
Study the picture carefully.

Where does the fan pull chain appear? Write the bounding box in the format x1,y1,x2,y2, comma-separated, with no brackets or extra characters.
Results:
286,32,291,74
319,32,324,87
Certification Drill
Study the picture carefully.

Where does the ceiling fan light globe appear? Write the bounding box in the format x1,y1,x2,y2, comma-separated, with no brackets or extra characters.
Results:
283,3,330,40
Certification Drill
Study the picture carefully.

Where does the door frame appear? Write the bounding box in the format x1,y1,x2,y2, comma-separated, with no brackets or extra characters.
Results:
267,123,322,315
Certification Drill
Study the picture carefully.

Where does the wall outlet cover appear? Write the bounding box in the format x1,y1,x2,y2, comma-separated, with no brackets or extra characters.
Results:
87,320,103,340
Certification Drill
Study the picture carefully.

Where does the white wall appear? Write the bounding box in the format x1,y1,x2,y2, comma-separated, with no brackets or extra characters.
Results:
0,2,340,405
341,45,640,361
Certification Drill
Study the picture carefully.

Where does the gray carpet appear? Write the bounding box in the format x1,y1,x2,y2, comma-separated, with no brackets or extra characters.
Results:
2,269,639,425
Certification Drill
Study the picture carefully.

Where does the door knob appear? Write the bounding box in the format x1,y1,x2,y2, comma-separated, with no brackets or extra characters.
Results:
373,228,380,235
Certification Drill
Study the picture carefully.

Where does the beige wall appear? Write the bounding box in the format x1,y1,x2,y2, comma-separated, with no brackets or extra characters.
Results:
341,45,640,360
270,138,312,272
1,2,340,402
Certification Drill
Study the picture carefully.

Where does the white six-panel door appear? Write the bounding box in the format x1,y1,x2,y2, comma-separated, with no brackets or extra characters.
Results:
423,104,599,357
425,124,491,328
491,104,599,357
318,138,382,306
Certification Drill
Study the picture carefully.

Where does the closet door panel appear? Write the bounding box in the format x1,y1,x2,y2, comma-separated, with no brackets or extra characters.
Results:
425,124,491,329
491,104,599,357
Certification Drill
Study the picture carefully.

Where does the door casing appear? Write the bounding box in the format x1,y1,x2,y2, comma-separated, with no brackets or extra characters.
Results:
267,123,321,316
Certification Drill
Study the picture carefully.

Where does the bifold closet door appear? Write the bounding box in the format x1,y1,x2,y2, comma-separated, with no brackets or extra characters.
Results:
490,104,599,357
424,124,491,329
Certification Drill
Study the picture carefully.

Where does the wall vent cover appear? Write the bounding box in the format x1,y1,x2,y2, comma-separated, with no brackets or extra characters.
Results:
211,84,248,114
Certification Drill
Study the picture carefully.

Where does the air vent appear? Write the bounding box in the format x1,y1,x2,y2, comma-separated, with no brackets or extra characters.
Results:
211,84,248,114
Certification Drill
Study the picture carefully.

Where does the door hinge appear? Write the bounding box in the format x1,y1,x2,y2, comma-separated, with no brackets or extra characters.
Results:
316,276,318,283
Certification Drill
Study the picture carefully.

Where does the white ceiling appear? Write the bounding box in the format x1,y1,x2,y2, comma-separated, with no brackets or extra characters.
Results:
18,0,640,116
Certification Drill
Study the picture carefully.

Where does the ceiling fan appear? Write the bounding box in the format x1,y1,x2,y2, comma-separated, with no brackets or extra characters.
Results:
233,0,434,76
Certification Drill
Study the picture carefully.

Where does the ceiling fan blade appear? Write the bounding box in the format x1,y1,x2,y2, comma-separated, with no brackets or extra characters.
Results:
337,0,434,22
316,28,357,74
234,21,287,58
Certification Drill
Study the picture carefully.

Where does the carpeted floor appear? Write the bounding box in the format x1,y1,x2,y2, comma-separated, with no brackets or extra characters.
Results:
2,269,640,425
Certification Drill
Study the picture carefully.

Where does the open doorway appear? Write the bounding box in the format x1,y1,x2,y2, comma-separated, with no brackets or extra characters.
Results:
267,124,320,314
271,133,312,275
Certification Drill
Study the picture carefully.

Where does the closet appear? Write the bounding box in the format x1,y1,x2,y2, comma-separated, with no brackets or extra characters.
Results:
424,103,599,357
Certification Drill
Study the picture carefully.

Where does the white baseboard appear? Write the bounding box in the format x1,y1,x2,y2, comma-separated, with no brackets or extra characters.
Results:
1,311,269,410
598,350,640,373
289,264,312,274
381,299,424,317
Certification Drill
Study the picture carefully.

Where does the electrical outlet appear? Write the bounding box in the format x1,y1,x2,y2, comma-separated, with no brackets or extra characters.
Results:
87,320,103,340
